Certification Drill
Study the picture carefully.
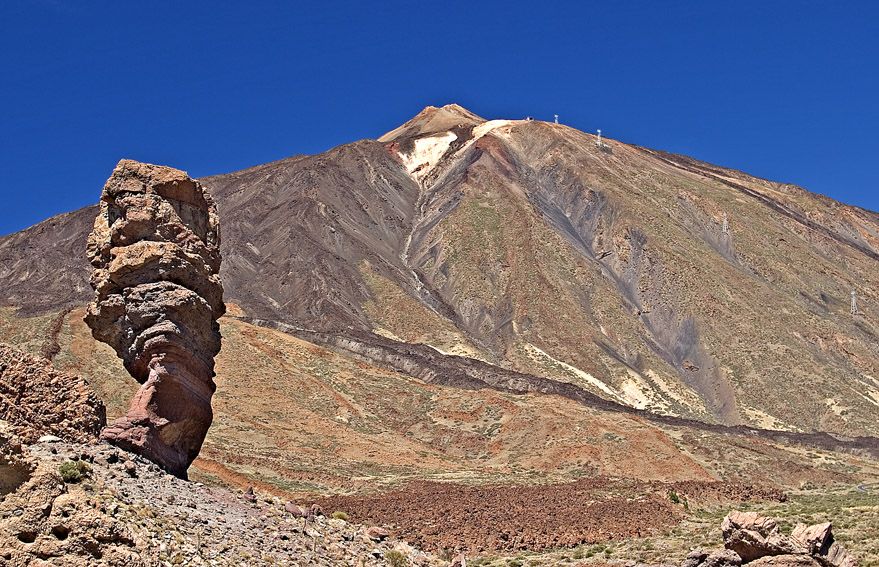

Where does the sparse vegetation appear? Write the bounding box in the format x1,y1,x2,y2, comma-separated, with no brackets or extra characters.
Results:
331,510,349,521
667,489,689,509
384,549,408,567
58,460,90,483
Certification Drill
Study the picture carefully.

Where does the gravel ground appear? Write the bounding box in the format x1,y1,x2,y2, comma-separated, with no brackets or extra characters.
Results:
0,437,443,566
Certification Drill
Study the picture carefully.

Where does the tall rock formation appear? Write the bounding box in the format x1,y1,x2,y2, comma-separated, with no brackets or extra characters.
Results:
85,159,224,477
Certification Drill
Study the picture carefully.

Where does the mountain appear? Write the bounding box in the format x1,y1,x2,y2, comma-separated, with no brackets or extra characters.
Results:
1,104,878,438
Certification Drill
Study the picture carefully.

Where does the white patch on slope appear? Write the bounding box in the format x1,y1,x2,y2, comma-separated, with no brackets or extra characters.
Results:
523,343,622,400
373,327,406,342
619,370,661,410
743,405,790,430
398,119,519,188
643,369,703,409
450,120,516,161
856,374,879,407
471,119,514,140
426,343,489,362
399,132,457,183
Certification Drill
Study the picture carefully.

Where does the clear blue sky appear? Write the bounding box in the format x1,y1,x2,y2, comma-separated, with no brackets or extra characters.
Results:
2,1,877,236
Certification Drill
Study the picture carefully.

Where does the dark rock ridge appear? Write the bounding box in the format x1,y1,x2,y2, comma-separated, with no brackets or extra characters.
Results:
237,316,879,460
84,159,224,478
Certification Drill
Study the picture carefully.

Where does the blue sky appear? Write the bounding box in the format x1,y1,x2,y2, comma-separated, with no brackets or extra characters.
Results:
1,1,877,236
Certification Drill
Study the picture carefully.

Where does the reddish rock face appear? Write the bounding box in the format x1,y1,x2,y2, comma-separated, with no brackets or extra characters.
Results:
85,159,224,478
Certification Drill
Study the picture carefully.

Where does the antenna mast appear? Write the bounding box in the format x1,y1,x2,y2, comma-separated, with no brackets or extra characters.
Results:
554,114,559,124
597,129,602,147
722,212,729,235
851,290,858,315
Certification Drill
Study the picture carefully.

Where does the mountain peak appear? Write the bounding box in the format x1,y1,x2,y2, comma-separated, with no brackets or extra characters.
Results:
378,103,485,142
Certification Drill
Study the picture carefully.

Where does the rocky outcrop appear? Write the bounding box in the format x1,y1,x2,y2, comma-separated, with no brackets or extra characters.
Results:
682,548,743,567
0,422,33,498
1,439,442,566
684,511,858,567
0,343,105,444
721,512,802,561
85,159,224,478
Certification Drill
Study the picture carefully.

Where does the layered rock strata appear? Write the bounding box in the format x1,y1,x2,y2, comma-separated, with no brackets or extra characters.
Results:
85,159,224,477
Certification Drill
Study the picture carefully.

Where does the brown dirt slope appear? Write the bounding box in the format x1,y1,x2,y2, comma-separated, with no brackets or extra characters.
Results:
1,306,877,501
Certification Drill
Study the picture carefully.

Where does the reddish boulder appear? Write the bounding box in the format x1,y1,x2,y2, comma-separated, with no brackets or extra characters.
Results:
791,522,858,567
721,511,803,561
717,511,859,567
285,502,307,517
747,558,821,566
367,526,390,541
85,159,224,478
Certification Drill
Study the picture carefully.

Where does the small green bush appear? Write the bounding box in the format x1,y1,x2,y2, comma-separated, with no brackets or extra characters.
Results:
59,460,91,483
331,510,349,521
668,490,690,509
385,550,408,567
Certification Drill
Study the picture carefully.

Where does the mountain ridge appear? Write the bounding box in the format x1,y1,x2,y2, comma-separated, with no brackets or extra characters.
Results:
1,104,877,437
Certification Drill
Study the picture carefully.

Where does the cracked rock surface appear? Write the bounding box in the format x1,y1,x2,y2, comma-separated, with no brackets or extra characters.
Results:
85,159,225,477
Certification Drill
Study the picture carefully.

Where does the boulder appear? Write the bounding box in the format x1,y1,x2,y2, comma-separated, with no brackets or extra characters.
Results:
682,549,710,567
85,159,224,478
705,550,742,567
713,511,858,567
366,526,390,541
747,557,822,566
0,421,33,498
721,511,804,561
791,522,832,555
823,541,858,567
681,548,742,567
285,502,307,517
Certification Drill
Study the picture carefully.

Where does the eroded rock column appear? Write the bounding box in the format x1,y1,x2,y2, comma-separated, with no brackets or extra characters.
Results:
85,159,224,477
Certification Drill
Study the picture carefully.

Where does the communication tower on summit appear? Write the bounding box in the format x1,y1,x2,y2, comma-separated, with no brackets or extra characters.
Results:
554,114,559,124
597,129,602,147
851,290,858,315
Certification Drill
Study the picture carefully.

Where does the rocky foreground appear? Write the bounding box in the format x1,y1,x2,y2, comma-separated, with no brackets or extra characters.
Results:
1,430,863,567
0,338,869,566
0,343,105,444
0,340,440,566
0,429,443,566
